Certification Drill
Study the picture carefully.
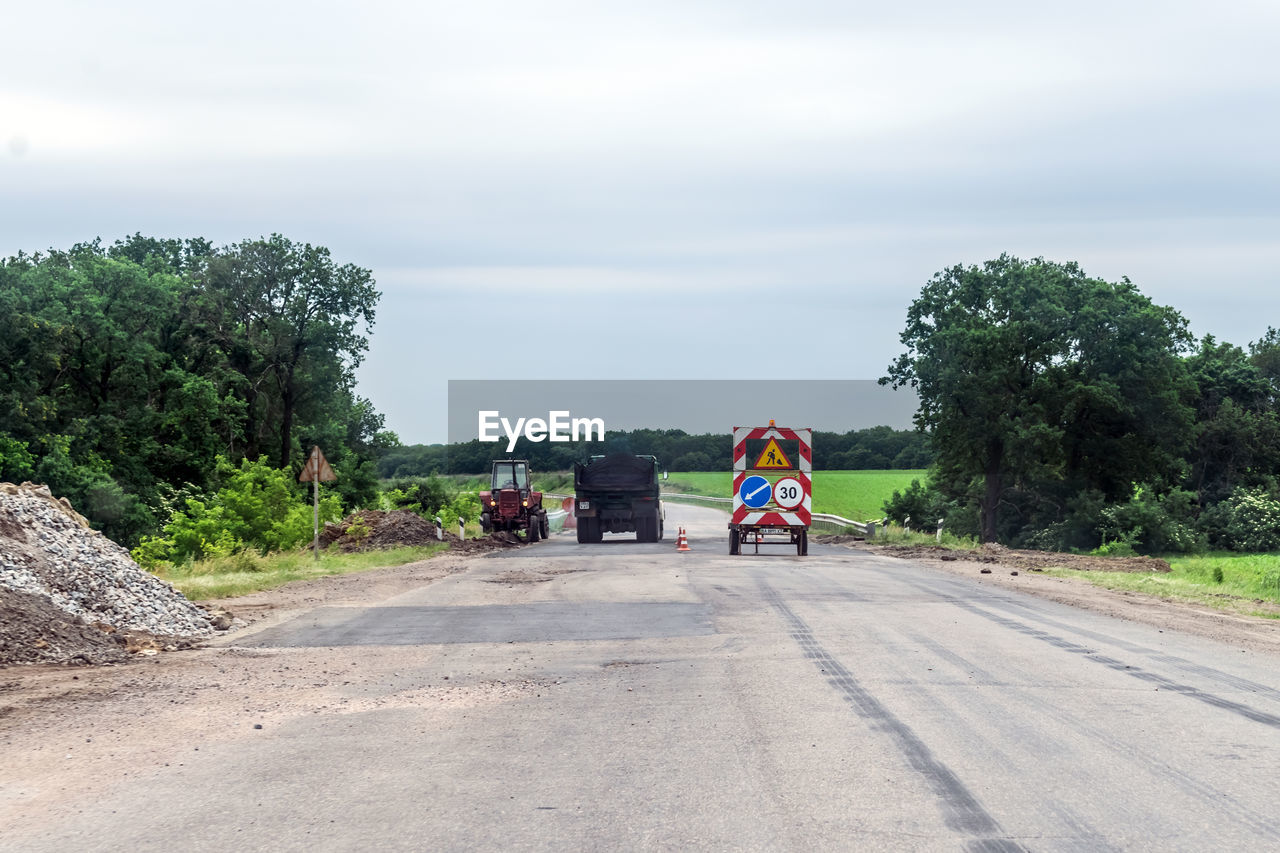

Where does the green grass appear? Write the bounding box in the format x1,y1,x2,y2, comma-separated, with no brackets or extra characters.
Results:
663,469,927,520
154,544,450,600
1044,551,1280,615
872,525,979,549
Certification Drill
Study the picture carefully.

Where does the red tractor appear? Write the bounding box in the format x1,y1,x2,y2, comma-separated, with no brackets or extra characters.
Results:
479,459,550,542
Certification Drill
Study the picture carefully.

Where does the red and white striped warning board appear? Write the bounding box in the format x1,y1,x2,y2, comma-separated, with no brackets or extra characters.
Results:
732,425,812,527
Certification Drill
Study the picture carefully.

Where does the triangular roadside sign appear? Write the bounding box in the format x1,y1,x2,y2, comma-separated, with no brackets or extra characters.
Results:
299,445,337,482
754,438,792,469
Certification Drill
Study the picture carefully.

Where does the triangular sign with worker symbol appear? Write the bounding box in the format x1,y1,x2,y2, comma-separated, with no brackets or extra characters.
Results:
753,438,792,469
299,445,337,482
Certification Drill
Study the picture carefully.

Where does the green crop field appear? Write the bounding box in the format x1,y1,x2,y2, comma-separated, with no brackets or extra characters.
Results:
663,469,927,520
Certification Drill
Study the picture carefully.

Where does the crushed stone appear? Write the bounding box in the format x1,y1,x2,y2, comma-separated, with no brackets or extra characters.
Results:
0,482,214,667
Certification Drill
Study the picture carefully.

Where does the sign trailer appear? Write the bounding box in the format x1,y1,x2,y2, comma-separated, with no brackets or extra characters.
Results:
730,422,811,556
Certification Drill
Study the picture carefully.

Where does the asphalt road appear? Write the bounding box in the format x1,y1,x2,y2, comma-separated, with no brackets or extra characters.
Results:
11,503,1280,851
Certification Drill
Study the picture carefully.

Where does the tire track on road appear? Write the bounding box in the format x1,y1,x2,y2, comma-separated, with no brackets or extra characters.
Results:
903,630,1280,846
757,578,1028,852
880,571,1280,730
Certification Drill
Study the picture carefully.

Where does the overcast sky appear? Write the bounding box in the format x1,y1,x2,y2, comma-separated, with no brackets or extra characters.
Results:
3,1,1278,443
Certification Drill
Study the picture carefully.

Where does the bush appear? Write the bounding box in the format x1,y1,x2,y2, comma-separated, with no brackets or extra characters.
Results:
0,434,35,482
437,493,482,529
132,457,341,568
883,479,939,528
382,476,453,517
1199,487,1280,552
1097,488,1201,555
1092,540,1138,558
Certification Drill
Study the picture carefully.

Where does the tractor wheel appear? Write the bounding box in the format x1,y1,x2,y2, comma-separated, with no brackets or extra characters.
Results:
528,517,540,542
729,527,740,555
540,514,550,539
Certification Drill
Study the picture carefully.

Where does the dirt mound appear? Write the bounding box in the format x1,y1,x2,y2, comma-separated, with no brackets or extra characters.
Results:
0,482,215,667
322,510,529,554
875,543,1171,573
0,587,130,665
321,509,440,550
813,534,866,545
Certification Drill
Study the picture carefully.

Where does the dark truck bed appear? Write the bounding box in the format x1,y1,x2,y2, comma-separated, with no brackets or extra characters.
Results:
573,454,664,543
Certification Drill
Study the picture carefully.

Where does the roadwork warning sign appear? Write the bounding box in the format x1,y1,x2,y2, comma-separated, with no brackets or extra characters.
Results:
299,446,337,482
753,438,792,469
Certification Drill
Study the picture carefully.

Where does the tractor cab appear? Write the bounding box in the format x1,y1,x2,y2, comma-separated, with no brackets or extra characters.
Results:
490,459,531,496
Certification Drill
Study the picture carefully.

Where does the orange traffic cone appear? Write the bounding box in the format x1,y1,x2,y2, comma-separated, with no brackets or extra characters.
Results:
676,527,691,552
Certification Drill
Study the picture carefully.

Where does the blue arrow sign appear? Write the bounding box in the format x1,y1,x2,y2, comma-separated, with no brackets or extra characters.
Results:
738,475,772,509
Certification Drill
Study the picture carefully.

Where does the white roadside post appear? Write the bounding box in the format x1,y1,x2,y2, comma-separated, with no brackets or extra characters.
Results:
435,516,443,541
459,518,466,541
298,446,337,563
937,519,945,543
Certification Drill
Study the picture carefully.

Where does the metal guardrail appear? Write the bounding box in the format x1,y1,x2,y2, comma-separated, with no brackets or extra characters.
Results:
810,513,874,537
660,492,876,537
659,492,731,504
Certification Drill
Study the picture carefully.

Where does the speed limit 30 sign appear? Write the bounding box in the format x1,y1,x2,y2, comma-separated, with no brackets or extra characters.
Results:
772,477,804,510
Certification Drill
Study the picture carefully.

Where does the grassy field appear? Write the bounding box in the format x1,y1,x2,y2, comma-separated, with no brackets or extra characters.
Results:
663,469,927,520
154,544,449,600
1045,552,1280,614
438,473,575,494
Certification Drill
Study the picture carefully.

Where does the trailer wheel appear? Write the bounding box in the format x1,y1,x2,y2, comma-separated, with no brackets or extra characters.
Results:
797,528,808,556
729,527,740,555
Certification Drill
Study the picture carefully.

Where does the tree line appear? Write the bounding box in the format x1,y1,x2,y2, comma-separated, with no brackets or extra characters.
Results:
882,255,1280,553
0,234,392,546
376,425,934,478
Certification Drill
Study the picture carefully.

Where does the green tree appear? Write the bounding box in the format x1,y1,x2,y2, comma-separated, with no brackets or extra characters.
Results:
198,235,380,468
1184,337,1280,505
882,255,1194,543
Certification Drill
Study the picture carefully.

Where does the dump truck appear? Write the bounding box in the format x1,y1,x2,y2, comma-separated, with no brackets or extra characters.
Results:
573,454,664,543
479,459,549,542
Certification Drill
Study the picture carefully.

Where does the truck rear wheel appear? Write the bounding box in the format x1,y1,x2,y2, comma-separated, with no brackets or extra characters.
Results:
577,517,602,543
636,510,659,543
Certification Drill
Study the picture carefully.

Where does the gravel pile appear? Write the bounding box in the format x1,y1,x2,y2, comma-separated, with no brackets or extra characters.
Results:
0,482,214,666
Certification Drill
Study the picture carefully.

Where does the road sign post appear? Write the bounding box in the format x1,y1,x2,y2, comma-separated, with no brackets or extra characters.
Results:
299,445,337,562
